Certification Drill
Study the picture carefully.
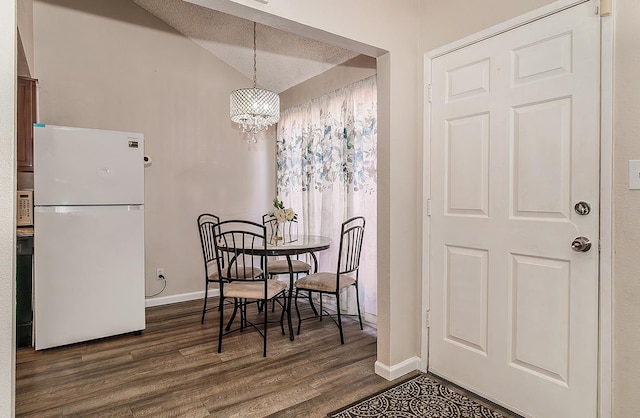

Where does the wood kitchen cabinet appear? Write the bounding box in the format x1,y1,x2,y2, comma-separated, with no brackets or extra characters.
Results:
17,77,37,172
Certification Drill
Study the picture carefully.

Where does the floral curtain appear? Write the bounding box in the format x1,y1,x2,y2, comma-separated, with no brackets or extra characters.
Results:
276,75,377,323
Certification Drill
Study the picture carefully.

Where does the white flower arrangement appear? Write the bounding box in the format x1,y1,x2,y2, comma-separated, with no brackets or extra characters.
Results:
269,198,299,244
270,198,297,222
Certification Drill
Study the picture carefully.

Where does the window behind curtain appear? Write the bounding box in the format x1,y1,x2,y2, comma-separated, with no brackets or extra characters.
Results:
276,75,377,323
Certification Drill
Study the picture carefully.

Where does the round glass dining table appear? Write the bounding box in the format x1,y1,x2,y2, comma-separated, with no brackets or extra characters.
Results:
217,234,332,340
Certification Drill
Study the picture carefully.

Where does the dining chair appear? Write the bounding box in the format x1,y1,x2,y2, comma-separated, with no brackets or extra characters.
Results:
262,214,312,277
197,213,263,325
262,214,311,277
213,219,287,357
262,213,319,316
293,216,365,344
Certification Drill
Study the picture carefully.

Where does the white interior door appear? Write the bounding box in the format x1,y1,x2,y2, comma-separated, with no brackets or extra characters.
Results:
428,3,600,417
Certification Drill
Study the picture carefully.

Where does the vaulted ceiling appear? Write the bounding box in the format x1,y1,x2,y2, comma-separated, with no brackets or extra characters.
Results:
132,0,361,93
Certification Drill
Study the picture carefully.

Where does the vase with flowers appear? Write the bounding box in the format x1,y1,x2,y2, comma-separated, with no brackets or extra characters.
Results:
269,198,298,244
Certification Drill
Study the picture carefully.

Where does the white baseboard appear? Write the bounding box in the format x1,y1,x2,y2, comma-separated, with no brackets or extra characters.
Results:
145,289,219,308
144,290,378,330
375,356,421,381
364,312,377,326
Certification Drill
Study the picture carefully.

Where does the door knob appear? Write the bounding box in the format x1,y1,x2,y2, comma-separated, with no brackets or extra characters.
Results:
571,236,591,252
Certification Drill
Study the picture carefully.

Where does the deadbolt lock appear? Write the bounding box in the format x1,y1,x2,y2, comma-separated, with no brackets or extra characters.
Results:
574,201,591,215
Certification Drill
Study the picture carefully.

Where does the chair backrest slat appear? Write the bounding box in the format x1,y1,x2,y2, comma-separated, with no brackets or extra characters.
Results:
197,213,221,277
337,216,366,277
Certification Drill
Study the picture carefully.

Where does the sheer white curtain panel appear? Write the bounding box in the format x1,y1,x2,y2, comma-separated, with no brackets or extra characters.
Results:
276,76,377,323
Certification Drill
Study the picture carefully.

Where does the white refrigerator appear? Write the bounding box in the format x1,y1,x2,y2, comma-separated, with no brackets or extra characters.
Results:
33,124,146,350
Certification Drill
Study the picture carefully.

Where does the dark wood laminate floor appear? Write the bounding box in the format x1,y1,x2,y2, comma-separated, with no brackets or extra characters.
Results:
16,298,408,417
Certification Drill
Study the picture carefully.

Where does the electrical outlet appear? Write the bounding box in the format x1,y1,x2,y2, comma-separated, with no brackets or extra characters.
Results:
156,268,165,280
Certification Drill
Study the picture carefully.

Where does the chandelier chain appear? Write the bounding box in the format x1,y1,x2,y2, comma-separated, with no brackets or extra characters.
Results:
253,22,257,89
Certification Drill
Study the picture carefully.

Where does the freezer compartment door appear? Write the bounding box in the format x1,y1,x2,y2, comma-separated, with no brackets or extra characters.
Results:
34,205,145,350
34,124,144,206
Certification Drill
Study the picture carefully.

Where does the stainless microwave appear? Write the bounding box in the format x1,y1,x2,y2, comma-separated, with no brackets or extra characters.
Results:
16,190,33,226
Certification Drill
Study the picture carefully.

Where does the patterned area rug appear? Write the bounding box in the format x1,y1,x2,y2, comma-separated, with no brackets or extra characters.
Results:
328,374,516,418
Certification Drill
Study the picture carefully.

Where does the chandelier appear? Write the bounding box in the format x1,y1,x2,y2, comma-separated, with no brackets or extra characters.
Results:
230,22,280,143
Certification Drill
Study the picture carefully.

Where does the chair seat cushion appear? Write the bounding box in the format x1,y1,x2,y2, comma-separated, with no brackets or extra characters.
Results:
268,259,311,274
224,280,287,300
222,266,263,280
294,272,355,293
206,261,262,281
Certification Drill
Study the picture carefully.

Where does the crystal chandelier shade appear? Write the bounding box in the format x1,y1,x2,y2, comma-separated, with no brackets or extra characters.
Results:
230,22,280,142
230,88,280,132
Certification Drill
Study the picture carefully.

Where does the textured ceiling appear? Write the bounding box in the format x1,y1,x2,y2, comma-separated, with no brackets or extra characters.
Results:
132,0,360,93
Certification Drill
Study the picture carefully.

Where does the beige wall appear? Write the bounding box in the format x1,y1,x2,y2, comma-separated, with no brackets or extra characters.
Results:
17,0,34,76
613,0,640,415
419,0,554,51
279,54,376,111
0,0,17,414
4,0,640,416
32,0,277,301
